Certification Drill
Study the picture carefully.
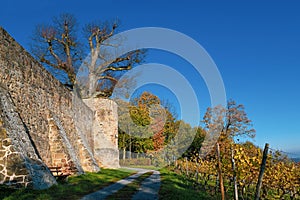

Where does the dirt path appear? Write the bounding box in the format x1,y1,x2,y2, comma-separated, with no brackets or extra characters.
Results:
81,168,161,200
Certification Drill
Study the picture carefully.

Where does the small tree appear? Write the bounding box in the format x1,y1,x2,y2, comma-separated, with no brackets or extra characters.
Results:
203,99,255,144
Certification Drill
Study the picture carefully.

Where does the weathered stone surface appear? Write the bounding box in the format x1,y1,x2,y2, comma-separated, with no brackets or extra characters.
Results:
84,98,119,168
0,150,5,158
13,176,24,183
2,138,11,147
0,174,4,182
25,158,57,189
0,86,56,189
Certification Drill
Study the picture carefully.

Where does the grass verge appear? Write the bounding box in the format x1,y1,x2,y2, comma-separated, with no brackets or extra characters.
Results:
0,168,134,200
106,171,153,200
158,168,219,200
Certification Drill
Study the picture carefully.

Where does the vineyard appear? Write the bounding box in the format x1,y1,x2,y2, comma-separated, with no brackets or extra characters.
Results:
172,142,300,199
117,92,300,199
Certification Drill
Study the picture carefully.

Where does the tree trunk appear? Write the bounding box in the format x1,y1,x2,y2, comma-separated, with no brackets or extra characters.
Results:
129,136,132,160
88,72,97,97
122,148,126,160
255,143,269,200
122,134,126,160
216,142,225,200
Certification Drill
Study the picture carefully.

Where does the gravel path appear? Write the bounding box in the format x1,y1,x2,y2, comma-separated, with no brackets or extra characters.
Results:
81,168,161,200
132,170,161,200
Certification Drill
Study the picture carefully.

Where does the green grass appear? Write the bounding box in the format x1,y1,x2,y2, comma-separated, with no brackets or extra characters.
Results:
0,168,134,200
1,167,225,200
106,171,154,200
158,168,219,200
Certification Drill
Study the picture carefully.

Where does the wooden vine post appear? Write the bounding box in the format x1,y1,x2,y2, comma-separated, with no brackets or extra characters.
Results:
216,142,225,200
231,145,238,200
185,157,189,176
255,143,269,200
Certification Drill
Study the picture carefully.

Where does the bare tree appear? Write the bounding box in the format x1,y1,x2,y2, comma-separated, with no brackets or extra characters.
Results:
80,21,144,98
31,13,144,97
31,13,80,87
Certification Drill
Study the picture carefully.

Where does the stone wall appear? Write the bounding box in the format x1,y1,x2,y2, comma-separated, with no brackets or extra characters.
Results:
0,27,119,189
0,86,56,189
84,98,120,168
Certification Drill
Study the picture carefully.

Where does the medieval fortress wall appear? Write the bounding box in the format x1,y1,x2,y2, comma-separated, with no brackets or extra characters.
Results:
0,27,119,189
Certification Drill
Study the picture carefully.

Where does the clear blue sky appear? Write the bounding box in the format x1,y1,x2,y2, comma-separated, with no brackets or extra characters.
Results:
1,1,300,155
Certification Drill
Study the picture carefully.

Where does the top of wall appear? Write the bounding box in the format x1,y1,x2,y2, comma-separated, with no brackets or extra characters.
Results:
0,26,70,95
